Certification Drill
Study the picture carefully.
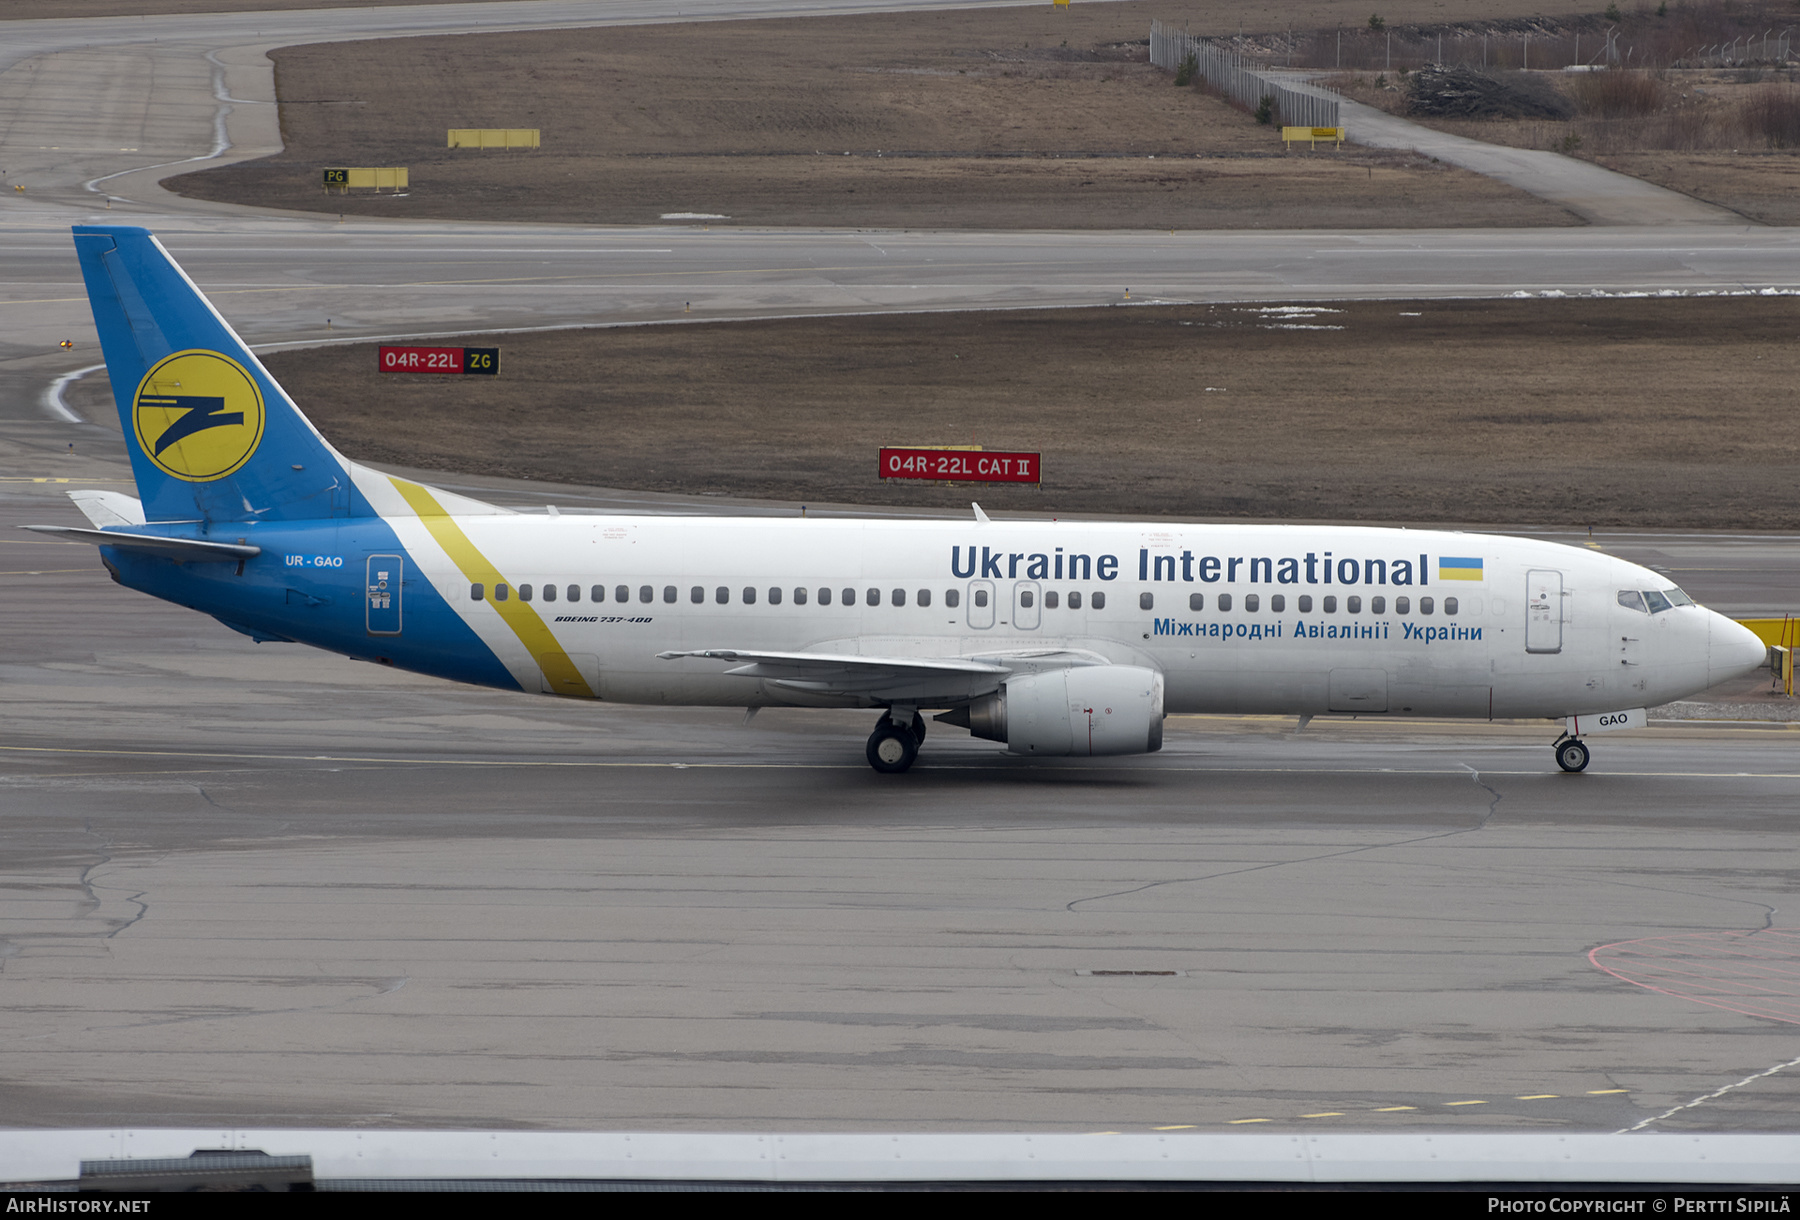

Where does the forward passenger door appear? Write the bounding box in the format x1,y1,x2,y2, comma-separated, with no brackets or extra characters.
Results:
1526,570,1565,654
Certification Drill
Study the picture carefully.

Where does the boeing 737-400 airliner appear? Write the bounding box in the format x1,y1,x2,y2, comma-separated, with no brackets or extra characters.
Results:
30,226,1769,773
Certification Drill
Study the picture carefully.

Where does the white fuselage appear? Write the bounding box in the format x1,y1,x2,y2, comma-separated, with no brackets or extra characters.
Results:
379,513,1752,720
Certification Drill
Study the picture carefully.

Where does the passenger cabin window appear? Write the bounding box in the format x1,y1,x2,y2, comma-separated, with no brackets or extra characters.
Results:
519,584,533,602
1345,595,1359,614
542,584,556,602
471,583,484,601
1396,596,1410,614
795,587,809,605
1297,595,1311,612
1218,593,1232,612
495,584,509,602
615,585,628,603
592,585,606,603
638,585,652,604
866,588,881,607
717,586,729,605
769,587,783,605
1271,594,1285,612
974,589,989,608
1370,596,1385,614
1066,591,1080,610
691,586,705,604
567,585,580,602
1139,592,1153,610
892,588,905,607
1420,596,1434,615
841,588,855,606
1042,591,1056,610
1091,592,1106,610
743,587,757,605
1189,593,1204,611
1444,597,1459,615
1017,589,1031,609
1245,593,1260,612
1322,595,1336,613
663,586,677,604
946,589,961,609
918,589,931,608
818,587,833,606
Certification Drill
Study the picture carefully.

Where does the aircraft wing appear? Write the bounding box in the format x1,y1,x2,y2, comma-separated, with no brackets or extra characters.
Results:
657,649,1009,703
22,524,261,561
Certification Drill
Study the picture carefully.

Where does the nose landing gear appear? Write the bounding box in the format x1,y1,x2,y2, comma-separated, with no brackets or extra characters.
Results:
866,709,927,773
1553,735,1591,773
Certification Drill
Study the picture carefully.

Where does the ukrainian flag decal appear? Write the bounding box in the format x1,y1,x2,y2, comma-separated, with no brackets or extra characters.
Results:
1439,556,1484,582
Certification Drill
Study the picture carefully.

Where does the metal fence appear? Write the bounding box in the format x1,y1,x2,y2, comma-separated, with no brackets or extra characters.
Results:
1150,20,1340,129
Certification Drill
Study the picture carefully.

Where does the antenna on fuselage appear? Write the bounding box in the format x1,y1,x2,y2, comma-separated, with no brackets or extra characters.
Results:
972,503,990,524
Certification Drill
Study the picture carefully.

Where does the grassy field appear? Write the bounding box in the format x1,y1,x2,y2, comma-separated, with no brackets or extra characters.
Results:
168,2,1574,230
212,296,1800,529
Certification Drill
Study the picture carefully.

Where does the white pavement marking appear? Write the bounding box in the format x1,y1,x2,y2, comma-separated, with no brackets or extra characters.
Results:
1623,1052,1800,1132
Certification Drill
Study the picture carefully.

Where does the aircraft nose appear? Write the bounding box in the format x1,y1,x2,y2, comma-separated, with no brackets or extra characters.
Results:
1709,612,1768,685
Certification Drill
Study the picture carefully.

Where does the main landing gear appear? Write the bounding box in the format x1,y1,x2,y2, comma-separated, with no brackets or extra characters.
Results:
867,710,927,774
1553,734,1591,773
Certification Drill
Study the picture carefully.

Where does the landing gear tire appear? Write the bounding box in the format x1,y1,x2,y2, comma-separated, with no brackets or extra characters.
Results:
867,721,919,774
907,712,927,746
1555,737,1591,773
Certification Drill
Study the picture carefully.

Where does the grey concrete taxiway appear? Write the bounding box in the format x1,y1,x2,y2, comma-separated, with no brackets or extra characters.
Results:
6,453,1800,1132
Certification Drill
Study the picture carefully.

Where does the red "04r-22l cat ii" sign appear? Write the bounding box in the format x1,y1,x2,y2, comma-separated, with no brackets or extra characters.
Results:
879,448,1040,483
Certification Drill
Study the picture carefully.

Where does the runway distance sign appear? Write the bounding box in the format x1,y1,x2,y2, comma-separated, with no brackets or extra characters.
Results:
880,448,1040,483
378,346,500,376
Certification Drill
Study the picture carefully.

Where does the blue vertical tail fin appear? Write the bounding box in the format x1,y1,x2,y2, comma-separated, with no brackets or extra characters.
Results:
72,225,354,523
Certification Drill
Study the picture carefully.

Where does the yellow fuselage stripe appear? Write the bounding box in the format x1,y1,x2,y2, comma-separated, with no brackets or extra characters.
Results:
388,477,595,698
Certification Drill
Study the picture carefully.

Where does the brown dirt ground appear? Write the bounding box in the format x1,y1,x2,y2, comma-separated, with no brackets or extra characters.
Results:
229,297,1800,529
1588,152,1800,225
167,3,1576,229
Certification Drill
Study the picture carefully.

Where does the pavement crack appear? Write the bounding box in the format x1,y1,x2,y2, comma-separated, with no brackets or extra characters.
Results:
17,975,414,1042
194,781,290,833
1459,762,1503,830
1066,765,1502,912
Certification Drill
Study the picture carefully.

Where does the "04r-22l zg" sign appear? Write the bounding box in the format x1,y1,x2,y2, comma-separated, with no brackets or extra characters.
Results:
378,346,500,376
880,448,1040,483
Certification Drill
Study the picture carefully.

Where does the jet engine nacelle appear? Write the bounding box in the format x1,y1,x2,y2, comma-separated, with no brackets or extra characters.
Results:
947,665,1164,756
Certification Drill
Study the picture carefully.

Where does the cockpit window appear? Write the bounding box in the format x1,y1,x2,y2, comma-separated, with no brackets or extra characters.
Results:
1623,587,1693,613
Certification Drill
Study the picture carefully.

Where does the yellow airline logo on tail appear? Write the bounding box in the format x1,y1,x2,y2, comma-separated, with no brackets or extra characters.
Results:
133,350,266,482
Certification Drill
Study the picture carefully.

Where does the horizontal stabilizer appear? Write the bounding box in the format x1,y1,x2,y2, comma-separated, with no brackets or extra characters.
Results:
23,524,261,560
69,489,145,528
